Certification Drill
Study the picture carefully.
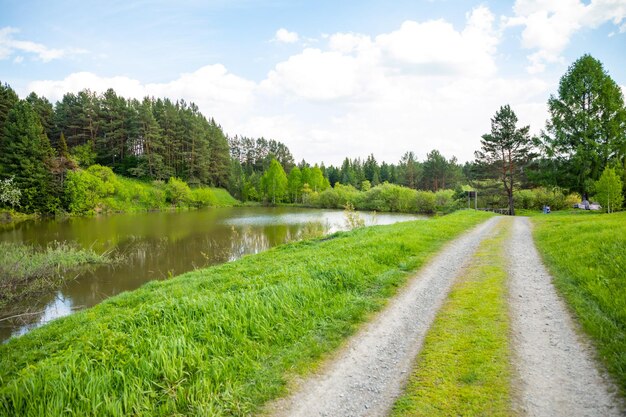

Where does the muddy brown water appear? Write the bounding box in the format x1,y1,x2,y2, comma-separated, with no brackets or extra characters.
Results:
0,207,424,342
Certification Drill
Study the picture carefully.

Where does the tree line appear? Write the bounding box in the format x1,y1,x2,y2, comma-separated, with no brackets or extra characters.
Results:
1,54,625,214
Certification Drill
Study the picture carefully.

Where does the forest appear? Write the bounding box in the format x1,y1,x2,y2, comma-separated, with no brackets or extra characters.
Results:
1,54,625,215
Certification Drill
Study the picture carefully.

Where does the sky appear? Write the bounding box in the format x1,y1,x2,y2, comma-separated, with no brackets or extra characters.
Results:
1,0,625,165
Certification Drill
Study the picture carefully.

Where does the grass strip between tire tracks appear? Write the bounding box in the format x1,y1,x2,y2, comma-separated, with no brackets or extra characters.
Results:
0,210,493,416
392,217,511,417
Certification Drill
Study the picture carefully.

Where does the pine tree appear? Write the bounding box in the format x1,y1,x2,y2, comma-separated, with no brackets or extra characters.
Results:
475,105,534,215
0,101,56,213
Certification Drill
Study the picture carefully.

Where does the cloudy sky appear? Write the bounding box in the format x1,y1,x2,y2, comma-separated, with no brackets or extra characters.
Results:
1,0,625,165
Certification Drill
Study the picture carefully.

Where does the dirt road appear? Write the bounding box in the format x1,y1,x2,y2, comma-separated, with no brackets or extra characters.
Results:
268,216,623,417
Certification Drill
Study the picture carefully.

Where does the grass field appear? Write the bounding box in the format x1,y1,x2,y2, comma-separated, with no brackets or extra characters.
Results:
532,211,626,396
392,218,511,417
0,210,493,416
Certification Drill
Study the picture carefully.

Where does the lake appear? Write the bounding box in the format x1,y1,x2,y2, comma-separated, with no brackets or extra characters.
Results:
0,206,424,342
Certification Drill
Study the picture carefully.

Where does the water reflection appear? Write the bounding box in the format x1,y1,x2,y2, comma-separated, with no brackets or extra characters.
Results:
0,207,424,342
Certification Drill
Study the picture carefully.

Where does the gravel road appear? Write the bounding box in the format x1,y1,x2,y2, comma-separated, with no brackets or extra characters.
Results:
507,216,624,417
268,216,502,417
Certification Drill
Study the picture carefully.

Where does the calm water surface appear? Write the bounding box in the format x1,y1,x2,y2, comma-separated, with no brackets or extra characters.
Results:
0,207,424,342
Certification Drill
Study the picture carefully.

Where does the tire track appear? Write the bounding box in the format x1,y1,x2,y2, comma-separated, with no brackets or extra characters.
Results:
267,216,502,417
507,216,623,417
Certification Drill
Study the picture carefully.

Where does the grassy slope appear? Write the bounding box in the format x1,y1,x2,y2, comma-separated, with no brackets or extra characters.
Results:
392,218,511,417
0,211,492,417
532,211,626,395
101,175,239,213
208,187,240,207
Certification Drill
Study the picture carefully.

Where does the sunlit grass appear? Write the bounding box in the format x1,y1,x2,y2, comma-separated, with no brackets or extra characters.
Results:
532,211,626,396
0,210,493,416
392,218,512,417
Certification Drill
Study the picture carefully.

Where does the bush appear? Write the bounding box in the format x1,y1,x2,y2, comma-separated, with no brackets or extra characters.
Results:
532,187,567,210
415,191,436,214
434,189,459,213
191,188,217,207
165,177,192,206
64,170,109,214
514,189,535,210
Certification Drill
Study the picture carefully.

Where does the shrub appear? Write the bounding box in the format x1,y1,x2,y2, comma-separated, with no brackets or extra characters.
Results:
64,170,108,214
191,188,217,207
415,191,436,214
532,187,566,210
434,189,458,213
165,177,192,206
514,189,535,209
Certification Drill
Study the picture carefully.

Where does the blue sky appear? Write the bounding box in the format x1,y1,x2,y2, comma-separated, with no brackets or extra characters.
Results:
1,0,626,164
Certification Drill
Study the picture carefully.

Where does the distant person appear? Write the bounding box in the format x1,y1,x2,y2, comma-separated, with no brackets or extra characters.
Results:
546,206,551,213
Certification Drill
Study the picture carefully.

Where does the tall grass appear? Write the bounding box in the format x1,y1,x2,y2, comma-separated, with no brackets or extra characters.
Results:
392,218,512,416
532,212,626,396
0,211,493,416
0,242,113,310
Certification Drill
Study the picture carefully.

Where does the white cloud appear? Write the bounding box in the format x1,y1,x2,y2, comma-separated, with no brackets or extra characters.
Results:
377,6,498,76
27,65,256,130
504,0,626,73
261,48,366,101
273,28,299,44
0,26,82,62
25,6,558,165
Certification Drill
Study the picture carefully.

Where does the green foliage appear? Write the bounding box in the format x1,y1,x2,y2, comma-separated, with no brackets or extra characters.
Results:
63,167,237,214
165,177,192,205
531,187,567,210
287,167,302,203
513,187,582,211
0,211,493,416
0,100,57,213
261,159,288,204
533,212,626,395
594,167,624,213
0,82,19,129
415,190,436,214
545,54,626,193
0,241,112,310
392,220,511,417
475,104,534,215
70,142,97,168
64,169,110,214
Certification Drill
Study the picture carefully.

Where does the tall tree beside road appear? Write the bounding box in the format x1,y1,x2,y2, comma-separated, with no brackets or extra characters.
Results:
475,105,534,215
545,54,626,194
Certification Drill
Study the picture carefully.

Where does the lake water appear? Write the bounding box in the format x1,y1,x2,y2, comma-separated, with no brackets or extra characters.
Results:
0,207,424,342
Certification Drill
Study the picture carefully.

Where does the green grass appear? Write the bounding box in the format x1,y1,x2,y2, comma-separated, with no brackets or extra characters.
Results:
207,187,240,207
392,218,511,417
531,211,626,396
0,242,114,311
0,210,493,417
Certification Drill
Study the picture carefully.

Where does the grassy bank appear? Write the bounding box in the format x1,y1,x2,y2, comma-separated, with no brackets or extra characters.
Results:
65,165,239,215
392,218,511,417
0,210,493,416
532,211,626,395
0,242,114,311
